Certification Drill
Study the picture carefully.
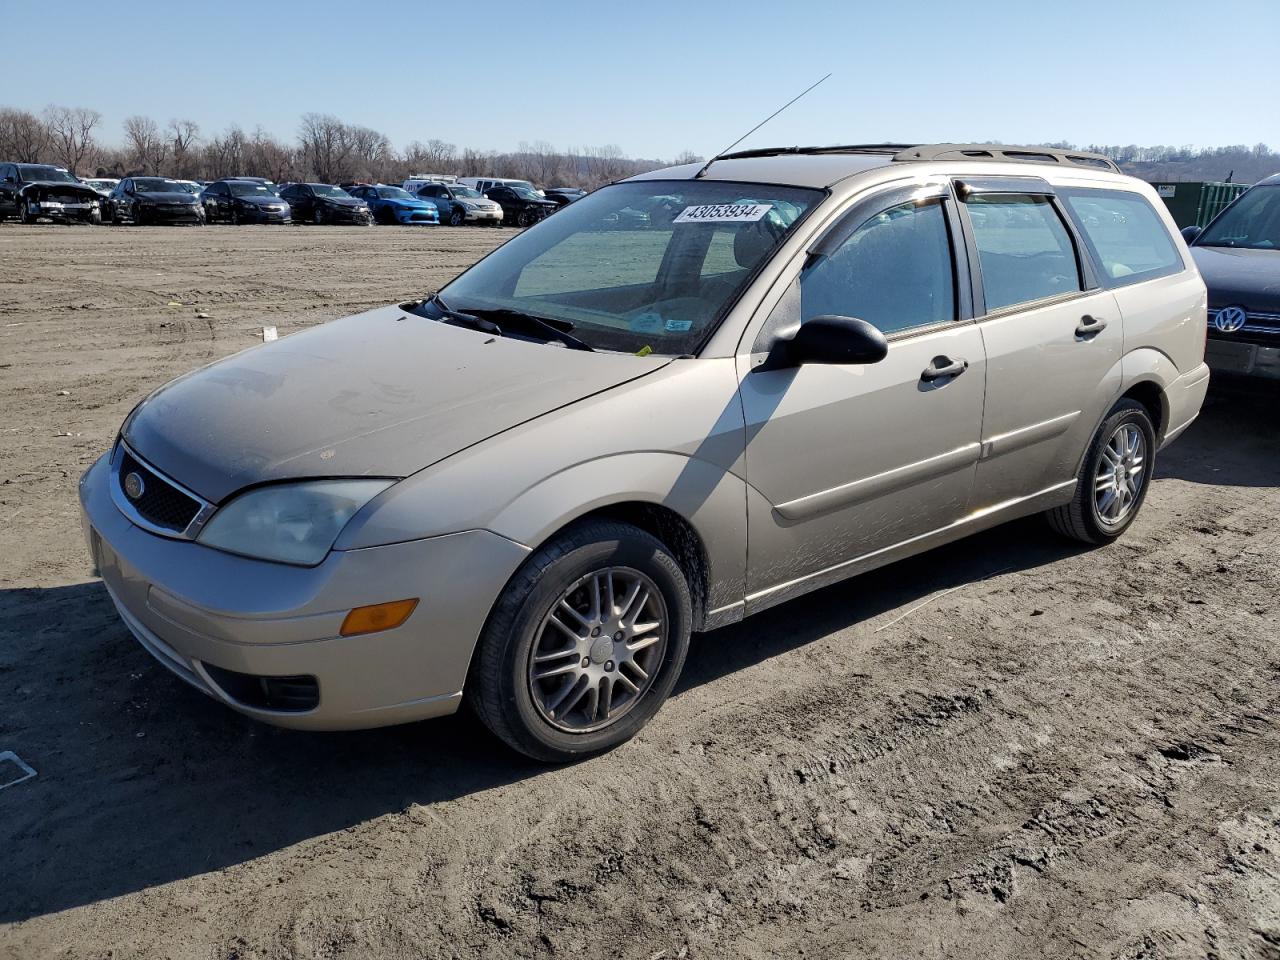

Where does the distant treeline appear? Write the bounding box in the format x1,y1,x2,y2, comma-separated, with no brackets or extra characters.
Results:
1044,141,1279,184
2,104,1275,187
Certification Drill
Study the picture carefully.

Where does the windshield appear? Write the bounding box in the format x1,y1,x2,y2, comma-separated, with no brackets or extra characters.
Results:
1196,185,1280,250
134,178,185,192
510,187,543,201
18,165,77,183
228,181,273,197
439,180,821,355
451,186,483,199
376,186,413,200
311,184,350,198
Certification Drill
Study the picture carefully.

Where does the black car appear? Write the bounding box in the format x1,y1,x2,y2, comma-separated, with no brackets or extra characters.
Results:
107,177,205,225
483,185,558,227
543,186,587,207
1185,173,1280,381
279,183,372,225
201,179,292,224
0,162,103,224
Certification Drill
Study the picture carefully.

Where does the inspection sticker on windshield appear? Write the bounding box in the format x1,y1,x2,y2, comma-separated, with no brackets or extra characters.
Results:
674,203,772,224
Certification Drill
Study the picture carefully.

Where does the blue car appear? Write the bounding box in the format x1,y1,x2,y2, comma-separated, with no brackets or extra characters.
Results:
345,184,439,225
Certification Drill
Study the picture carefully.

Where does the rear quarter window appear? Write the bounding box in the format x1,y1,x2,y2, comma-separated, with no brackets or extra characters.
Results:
1063,188,1183,285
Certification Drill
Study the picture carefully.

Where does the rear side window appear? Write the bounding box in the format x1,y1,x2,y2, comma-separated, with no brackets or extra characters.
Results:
1063,189,1182,284
801,199,956,335
966,194,1081,312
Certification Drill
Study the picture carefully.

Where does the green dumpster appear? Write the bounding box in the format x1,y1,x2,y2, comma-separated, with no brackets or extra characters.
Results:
1150,181,1249,229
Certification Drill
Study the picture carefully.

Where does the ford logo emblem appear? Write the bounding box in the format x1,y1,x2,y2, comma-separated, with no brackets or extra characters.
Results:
123,472,146,500
1214,305,1248,333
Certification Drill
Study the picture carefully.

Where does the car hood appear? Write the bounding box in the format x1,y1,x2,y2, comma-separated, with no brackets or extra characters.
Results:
239,196,285,206
384,198,428,208
1191,246,1280,311
20,181,100,198
122,304,671,503
321,196,363,207
138,191,199,203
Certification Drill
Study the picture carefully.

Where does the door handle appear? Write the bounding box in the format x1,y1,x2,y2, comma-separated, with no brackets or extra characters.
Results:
921,356,968,382
1076,314,1108,337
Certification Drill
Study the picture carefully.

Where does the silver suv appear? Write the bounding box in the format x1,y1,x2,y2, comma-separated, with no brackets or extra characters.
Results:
80,143,1210,761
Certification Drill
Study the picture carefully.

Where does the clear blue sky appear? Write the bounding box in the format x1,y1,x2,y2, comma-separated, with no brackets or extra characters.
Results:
3,0,1276,159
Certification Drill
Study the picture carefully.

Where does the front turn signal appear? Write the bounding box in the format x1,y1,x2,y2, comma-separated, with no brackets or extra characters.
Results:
341,598,419,636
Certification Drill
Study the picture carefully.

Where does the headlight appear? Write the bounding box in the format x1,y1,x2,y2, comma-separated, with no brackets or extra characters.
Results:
461,201,478,210
197,479,394,566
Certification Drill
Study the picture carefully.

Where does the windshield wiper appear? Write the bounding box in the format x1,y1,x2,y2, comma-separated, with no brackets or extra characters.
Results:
421,293,502,335
458,306,595,352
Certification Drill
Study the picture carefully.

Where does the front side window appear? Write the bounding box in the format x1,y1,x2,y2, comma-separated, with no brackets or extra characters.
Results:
966,194,1082,311
1063,189,1182,283
440,180,820,355
800,198,956,335
1196,185,1280,251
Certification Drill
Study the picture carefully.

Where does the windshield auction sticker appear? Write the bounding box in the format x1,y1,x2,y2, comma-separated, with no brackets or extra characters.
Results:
673,203,772,224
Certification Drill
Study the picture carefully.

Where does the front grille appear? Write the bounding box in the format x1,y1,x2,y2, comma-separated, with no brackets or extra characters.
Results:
1209,307,1280,337
117,449,201,533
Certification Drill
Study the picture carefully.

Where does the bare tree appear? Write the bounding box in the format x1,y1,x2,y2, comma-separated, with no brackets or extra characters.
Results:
44,105,102,174
0,108,51,162
204,126,247,179
583,144,627,185
123,115,168,174
167,119,200,178
246,128,298,183
672,149,703,165
298,113,352,184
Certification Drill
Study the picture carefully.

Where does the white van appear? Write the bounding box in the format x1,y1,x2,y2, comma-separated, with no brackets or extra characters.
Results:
457,177,545,198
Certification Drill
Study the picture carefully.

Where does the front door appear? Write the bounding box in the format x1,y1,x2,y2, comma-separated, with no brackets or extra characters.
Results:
740,187,987,610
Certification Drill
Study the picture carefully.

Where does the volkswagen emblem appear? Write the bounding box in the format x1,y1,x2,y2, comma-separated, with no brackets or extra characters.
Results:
1214,305,1248,333
123,472,146,500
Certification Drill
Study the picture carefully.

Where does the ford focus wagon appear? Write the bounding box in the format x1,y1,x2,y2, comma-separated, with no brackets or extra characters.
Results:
80,143,1210,761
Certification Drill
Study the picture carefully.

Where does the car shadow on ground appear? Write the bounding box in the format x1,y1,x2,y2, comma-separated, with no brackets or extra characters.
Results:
0,399,1248,923
1157,380,1280,488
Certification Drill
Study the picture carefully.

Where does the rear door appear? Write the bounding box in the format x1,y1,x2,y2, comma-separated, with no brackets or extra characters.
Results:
957,177,1122,507
739,182,987,608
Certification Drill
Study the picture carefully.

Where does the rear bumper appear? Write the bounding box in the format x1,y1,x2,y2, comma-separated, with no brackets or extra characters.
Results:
1206,337,1280,381
1160,361,1211,449
78,453,530,730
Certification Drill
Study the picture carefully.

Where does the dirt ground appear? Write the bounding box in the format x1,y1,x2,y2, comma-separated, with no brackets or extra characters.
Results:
1,223,1278,960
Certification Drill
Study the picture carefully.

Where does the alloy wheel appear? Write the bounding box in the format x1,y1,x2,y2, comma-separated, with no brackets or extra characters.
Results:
1094,423,1146,525
527,566,668,733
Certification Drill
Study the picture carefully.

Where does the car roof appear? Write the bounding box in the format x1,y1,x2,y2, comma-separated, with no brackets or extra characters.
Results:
1255,173,1280,187
627,143,1121,190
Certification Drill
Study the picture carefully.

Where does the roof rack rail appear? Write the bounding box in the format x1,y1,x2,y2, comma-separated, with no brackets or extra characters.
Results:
717,143,918,161
892,143,1119,173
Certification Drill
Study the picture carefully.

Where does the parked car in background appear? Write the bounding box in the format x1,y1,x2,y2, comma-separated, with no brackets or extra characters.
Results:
216,176,278,192
459,176,545,197
201,179,291,224
82,177,120,199
1184,172,1280,381
483,184,557,227
345,184,439,225
279,183,373,225
543,187,587,207
402,175,456,194
410,181,503,226
0,163,103,223
78,143,1210,762
107,177,205,225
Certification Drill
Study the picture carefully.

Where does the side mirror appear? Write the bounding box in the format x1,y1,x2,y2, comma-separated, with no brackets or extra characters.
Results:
762,315,889,370
1181,225,1202,244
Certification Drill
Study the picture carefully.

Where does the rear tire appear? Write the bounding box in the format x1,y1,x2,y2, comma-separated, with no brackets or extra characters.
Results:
468,521,693,763
1046,398,1156,544
312,206,325,225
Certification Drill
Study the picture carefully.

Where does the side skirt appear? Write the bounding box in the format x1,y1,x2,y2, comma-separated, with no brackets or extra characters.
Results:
741,480,1076,618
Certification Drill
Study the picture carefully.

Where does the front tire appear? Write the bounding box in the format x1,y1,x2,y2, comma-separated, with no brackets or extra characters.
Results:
1047,398,1156,544
449,206,465,226
312,205,325,225
468,521,693,762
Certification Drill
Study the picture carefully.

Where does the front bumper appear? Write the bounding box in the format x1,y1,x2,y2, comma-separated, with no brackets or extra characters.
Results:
391,207,438,225
242,206,292,223
79,453,530,730
1206,337,1280,381
140,205,204,224
464,207,503,223
29,199,99,222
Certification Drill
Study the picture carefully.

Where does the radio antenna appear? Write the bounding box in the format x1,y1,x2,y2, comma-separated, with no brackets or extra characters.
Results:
693,73,832,179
